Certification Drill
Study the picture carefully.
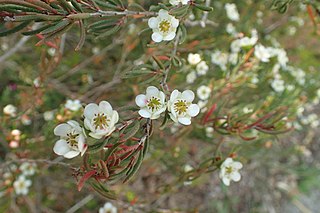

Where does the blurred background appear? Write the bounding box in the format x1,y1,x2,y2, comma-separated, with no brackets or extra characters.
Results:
1,0,320,212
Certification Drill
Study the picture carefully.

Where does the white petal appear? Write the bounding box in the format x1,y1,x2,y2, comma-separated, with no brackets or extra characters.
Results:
146,86,159,96
152,32,163,43
159,9,169,18
181,90,195,102
150,113,161,120
222,177,230,186
53,139,71,156
159,91,166,103
170,90,180,101
54,123,71,136
231,172,241,182
163,32,176,41
187,104,200,117
224,158,233,165
171,18,179,28
138,109,151,118
64,151,80,159
232,162,243,169
135,94,147,107
169,113,178,123
148,17,158,29
178,117,191,125
84,118,94,132
112,110,119,123
84,103,99,119
67,120,82,132
89,132,103,139
99,101,113,114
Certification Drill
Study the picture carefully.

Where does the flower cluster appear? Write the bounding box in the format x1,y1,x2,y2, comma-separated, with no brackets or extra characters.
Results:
1,162,37,196
186,53,209,83
219,158,243,186
53,101,119,159
148,9,179,43
135,86,200,125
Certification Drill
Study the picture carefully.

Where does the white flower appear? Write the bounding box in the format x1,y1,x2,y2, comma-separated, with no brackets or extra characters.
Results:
47,48,56,56
135,86,166,119
271,78,285,93
99,202,117,213
225,3,240,22
167,90,200,125
53,120,87,159
228,53,238,65
254,44,271,62
169,0,189,6
186,71,197,84
205,127,214,138
188,53,201,65
239,36,258,48
148,9,179,42
226,23,237,35
43,111,54,121
19,162,37,176
196,61,209,75
197,100,208,112
211,51,228,71
197,85,211,100
268,48,288,67
13,176,32,195
219,158,243,186
84,101,119,139
3,104,17,117
65,99,82,111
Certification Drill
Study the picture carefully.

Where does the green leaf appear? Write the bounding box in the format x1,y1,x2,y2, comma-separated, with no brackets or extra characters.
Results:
152,55,165,70
87,137,110,154
89,181,117,199
0,21,31,37
41,19,71,35
123,150,144,183
70,0,83,12
139,74,159,85
75,20,85,51
178,24,187,44
194,3,213,12
121,121,140,142
22,24,53,36
121,69,154,79
170,5,189,17
95,25,121,39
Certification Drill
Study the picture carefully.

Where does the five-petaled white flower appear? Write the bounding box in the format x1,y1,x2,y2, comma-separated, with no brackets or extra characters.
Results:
135,86,167,119
148,9,179,43
3,104,17,117
254,44,271,62
197,85,211,100
219,157,243,186
169,0,189,6
19,162,37,176
65,99,82,111
99,202,117,213
196,61,209,76
13,175,32,195
225,3,240,22
167,90,200,125
188,53,201,65
84,101,119,139
53,120,87,159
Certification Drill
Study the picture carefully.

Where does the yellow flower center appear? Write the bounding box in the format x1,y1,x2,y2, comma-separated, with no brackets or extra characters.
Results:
66,132,79,149
93,113,110,130
226,166,233,174
159,20,171,33
147,97,161,111
174,100,189,115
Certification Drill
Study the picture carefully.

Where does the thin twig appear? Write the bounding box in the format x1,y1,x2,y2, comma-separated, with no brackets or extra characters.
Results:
65,194,94,213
